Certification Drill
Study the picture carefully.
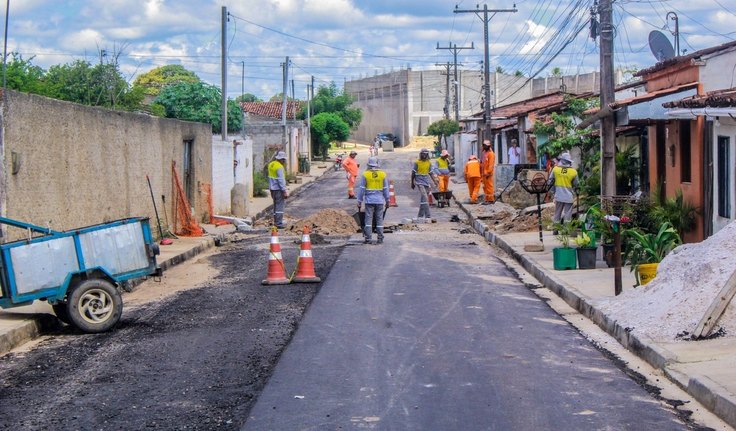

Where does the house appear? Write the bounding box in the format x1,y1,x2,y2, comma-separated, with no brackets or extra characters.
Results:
622,40,736,241
663,87,736,236
240,101,308,175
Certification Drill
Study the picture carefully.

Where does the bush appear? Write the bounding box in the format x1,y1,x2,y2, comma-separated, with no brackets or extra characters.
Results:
253,171,269,197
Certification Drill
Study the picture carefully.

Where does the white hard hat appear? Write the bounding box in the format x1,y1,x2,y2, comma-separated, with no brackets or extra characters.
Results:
367,156,380,168
559,152,573,163
275,151,287,160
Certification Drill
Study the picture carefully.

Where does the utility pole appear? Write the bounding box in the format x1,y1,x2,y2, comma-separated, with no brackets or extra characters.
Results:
599,0,615,198
241,61,245,138
290,79,296,119
436,42,474,122
221,6,228,140
306,84,312,160
281,56,289,147
435,62,452,119
454,4,517,140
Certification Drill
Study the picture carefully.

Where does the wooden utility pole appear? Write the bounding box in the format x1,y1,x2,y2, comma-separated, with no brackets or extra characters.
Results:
454,4,516,139
281,56,289,147
599,0,616,198
435,62,452,119
436,42,474,121
220,6,228,140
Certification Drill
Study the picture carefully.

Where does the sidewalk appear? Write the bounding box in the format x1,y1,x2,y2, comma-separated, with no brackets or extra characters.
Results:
451,183,736,429
0,160,336,356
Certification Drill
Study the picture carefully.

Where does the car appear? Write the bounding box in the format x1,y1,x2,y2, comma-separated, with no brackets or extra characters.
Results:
376,133,401,147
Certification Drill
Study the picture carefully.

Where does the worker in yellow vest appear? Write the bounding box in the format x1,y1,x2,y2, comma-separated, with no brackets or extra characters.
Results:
547,151,579,228
411,148,434,219
435,150,451,193
267,151,289,228
356,157,390,244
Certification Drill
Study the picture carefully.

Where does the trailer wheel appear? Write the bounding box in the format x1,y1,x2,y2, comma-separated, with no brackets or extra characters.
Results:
67,279,122,333
52,302,70,324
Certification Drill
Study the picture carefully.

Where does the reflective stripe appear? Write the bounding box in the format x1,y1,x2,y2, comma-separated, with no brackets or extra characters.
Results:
269,252,283,260
300,250,312,258
301,235,310,243
271,237,280,244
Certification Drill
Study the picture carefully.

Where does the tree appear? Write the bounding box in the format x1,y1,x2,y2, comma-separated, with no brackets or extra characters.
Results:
310,112,350,157
302,82,362,129
495,66,505,74
132,65,200,97
235,93,262,103
4,53,46,93
514,70,524,77
155,81,242,133
269,93,295,102
551,67,562,77
427,119,459,151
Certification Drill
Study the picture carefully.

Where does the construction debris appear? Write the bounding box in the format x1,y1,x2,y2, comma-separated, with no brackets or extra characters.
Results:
285,208,360,236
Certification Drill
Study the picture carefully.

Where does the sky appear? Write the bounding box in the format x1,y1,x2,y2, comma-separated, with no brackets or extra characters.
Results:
3,0,735,101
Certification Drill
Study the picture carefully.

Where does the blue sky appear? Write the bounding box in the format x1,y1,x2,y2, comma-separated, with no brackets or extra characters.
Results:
3,0,735,100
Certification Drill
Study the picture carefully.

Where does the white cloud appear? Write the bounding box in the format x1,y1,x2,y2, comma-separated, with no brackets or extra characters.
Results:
520,21,550,55
61,29,107,52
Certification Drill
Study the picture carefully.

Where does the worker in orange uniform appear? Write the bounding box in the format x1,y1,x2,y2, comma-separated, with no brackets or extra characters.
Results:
481,139,496,205
435,150,451,192
342,150,359,199
464,154,481,204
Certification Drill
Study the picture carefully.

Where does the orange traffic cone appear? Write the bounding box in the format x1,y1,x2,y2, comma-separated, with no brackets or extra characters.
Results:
292,226,321,283
262,226,290,285
388,181,398,207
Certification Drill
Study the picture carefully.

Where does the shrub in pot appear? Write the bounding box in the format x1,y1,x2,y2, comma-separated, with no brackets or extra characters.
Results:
623,222,681,286
552,221,578,270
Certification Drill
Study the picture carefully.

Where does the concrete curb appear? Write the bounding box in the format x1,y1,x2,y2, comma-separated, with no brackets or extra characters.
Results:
455,199,736,429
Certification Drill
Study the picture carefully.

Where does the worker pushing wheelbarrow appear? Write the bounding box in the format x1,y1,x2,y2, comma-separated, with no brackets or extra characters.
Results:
431,149,453,208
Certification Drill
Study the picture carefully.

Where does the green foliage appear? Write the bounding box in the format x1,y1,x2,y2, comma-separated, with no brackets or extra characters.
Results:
427,119,459,148
302,82,362,129
253,171,269,197
495,66,505,74
552,220,580,248
311,112,350,157
615,145,639,194
514,70,524,77
624,222,681,284
574,231,594,248
551,67,562,77
132,65,200,97
5,53,46,93
235,93,262,103
154,81,242,133
650,187,698,237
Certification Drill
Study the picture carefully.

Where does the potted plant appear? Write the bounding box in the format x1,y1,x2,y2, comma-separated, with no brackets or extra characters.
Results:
574,231,597,269
551,220,578,270
623,222,681,286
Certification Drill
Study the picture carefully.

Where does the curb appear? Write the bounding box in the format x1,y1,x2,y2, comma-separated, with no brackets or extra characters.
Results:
254,165,336,222
455,199,736,429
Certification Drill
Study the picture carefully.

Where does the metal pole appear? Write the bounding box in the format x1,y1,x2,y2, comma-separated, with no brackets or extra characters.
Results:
220,6,228,140
436,42,474,122
536,193,544,245
614,228,622,295
2,0,10,91
667,12,680,57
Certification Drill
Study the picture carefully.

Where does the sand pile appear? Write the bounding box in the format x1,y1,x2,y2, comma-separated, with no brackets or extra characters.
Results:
598,221,736,341
286,208,360,236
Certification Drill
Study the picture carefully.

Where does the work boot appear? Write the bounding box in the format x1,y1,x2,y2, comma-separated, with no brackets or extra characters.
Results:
377,238,384,244
348,195,357,199
364,238,371,244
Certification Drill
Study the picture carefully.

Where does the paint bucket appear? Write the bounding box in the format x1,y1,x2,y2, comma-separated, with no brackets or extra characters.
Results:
638,263,658,285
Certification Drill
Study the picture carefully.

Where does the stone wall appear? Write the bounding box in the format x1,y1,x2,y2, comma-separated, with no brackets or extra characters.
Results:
1,90,212,241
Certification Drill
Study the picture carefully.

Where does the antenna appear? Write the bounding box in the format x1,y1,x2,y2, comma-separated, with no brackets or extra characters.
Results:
648,30,675,62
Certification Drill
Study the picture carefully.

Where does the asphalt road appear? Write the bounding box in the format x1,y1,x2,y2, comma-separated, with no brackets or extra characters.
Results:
243,150,699,430
0,149,709,430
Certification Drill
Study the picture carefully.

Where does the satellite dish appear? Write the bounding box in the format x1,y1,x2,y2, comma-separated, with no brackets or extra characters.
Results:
649,30,675,62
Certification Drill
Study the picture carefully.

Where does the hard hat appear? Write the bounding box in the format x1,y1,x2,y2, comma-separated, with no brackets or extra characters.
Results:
367,156,380,168
350,150,358,156
468,154,478,160
420,148,430,154
275,151,287,160
559,152,573,163
440,150,449,157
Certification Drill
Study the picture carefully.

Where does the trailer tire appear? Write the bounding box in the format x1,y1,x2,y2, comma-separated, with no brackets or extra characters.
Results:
52,302,70,325
67,279,122,333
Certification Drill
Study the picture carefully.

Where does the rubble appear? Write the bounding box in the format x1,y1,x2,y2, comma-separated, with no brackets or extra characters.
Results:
598,220,736,341
285,208,360,236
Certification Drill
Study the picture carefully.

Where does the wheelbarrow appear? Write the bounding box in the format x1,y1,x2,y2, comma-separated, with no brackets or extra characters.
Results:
431,191,453,208
353,206,389,233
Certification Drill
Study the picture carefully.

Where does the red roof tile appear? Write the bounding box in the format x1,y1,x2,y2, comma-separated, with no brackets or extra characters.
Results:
663,87,736,109
241,101,302,119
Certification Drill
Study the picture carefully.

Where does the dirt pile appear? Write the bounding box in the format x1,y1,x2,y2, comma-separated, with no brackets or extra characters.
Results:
286,208,360,236
483,206,554,234
598,220,736,341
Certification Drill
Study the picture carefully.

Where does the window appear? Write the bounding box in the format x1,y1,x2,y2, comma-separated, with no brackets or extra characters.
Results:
717,136,731,218
679,121,691,182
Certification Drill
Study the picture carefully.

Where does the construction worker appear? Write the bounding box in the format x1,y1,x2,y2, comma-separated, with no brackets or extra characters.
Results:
481,139,496,205
356,156,390,244
435,149,451,193
464,155,482,204
411,148,434,219
547,151,579,226
268,151,289,228
342,150,359,199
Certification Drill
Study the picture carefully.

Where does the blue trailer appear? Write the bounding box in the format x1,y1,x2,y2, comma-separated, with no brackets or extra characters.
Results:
0,216,161,333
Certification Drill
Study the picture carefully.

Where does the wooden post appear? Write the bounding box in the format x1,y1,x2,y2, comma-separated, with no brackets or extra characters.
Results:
692,269,736,338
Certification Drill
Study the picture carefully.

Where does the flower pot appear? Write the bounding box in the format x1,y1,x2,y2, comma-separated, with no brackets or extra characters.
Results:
602,243,616,268
553,247,577,270
638,263,658,285
576,247,597,269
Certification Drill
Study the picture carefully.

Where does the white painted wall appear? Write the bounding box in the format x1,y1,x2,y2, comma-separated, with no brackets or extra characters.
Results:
700,49,736,92
713,117,736,234
211,137,251,215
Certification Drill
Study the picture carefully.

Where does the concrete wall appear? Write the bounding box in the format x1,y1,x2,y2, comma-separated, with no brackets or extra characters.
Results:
2,90,212,241
211,136,252,215
700,48,736,92
244,120,307,174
